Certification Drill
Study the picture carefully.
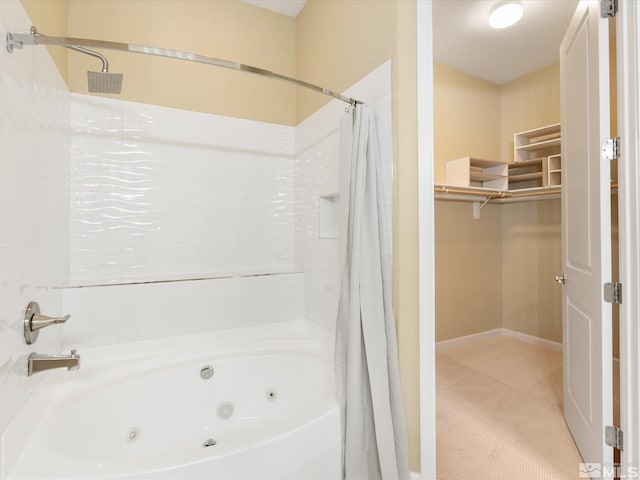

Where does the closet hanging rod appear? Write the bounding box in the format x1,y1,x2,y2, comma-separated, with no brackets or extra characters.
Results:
434,185,565,198
6,26,363,107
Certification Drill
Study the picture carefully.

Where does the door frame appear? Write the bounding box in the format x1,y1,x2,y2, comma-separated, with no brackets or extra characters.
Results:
617,0,640,473
416,0,640,478
416,1,435,479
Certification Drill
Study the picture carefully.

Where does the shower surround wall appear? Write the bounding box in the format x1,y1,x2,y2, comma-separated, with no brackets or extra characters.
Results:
63,94,302,349
0,0,69,461
295,61,392,333
64,61,392,346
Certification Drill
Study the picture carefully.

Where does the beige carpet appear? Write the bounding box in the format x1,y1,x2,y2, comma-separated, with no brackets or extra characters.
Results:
436,336,584,480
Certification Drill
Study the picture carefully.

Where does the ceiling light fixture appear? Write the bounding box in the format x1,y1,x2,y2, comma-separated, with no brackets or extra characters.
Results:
489,0,524,29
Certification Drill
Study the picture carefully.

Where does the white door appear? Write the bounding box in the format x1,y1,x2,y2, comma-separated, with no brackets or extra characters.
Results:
560,0,613,471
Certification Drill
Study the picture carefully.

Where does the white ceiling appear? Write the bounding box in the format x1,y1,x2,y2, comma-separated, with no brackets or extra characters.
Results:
433,0,579,85
241,0,307,17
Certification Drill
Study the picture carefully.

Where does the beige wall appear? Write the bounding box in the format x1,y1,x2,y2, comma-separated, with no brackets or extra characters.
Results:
65,0,296,125
21,0,68,84
295,0,395,123
432,64,504,344
435,62,563,345
433,64,504,343
501,199,563,342
22,0,297,125
433,64,501,184
499,62,561,163
435,202,502,341
499,63,562,342
393,2,419,470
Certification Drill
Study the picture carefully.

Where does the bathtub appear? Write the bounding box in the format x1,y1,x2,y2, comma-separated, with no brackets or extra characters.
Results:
4,320,341,480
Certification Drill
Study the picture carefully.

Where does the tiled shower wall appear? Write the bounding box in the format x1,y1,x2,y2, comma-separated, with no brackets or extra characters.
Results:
63,95,302,349
294,61,392,333
62,56,391,348
69,96,297,283
0,0,69,442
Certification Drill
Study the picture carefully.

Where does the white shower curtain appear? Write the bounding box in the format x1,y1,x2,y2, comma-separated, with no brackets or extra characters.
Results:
335,104,410,480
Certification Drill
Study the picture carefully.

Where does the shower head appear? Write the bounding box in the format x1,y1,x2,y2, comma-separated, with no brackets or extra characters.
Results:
67,45,123,94
87,71,123,94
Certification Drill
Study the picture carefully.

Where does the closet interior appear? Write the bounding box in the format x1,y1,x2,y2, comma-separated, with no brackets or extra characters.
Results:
432,2,619,350
433,45,565,353
430,1,621,478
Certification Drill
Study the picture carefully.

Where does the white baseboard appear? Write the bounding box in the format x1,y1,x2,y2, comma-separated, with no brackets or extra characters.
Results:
500,329,563,352
436,328,563,352
410,472,421,480
435,328,504,351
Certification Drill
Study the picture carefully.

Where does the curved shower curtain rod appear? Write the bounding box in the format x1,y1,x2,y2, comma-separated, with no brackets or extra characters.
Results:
6,26,363,106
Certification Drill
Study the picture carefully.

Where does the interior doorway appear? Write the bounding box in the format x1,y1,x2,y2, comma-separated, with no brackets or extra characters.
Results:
419,1,640,478
429,1,618,477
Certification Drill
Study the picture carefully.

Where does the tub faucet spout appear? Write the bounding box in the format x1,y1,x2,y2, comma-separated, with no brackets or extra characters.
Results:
28,350,80,376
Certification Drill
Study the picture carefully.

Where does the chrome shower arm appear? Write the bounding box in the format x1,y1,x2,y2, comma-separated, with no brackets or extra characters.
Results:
66,45,109,73
6,26,363,106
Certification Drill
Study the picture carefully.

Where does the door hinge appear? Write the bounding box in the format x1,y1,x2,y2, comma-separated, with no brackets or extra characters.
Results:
605,425,623,450
602,137,620,160
601,0,618,18
604,282,622,304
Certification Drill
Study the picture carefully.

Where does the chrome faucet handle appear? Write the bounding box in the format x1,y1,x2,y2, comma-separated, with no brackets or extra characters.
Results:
30,313,71,331
24,301,71,345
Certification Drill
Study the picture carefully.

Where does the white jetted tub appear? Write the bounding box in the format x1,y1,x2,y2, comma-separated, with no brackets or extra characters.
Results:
5,321,340,480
